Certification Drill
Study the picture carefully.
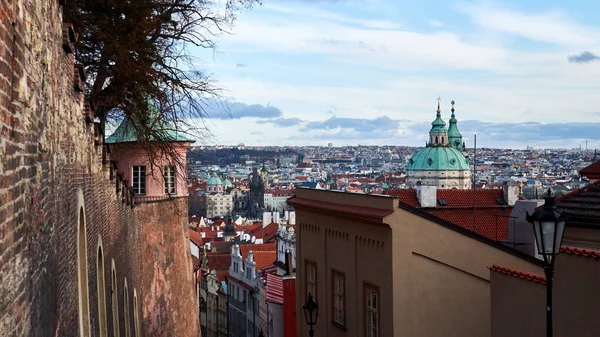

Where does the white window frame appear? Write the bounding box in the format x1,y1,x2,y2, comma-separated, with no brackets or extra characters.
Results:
132,166,146,195
164,165,176,195
365,285,379,337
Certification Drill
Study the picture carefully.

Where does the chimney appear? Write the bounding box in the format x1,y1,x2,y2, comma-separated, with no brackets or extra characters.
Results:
273,211,280,224
416,181,437,207
503,181,520,206
284,249,292,276
262,211,272,227
247,250,254,263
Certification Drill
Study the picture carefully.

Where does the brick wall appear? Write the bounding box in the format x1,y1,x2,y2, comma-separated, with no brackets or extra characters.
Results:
0,1,199,336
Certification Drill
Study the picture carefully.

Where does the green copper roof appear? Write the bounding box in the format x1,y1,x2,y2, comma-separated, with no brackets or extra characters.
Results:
105,98,194,143
222,179,233,186
406,146,470,171
447,101,464,150
430,102,447,133
207,172,223,185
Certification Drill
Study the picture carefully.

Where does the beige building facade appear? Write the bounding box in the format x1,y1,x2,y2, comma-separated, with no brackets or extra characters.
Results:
289,188,543,337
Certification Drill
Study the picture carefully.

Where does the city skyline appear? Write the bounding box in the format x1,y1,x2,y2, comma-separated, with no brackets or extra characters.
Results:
188,0,600,149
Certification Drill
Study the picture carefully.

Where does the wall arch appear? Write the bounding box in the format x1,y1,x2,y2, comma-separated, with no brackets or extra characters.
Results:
96,235,108,337
133,289,140,337
124,278,131,337
76,189,91,337
111,259,120,337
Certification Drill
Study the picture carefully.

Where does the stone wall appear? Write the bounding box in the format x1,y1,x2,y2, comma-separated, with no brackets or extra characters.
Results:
0,1,198,336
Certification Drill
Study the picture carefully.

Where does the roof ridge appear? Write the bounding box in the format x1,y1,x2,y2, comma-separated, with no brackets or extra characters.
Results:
554,180,600,204
488,265,546,285
560,246,600,260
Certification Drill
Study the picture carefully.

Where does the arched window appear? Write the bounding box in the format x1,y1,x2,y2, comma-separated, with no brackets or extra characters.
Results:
133,289,140,337
97,236,108,337
77,189,91,337
111,260,120,337
435,136,439,144
124,279,131,337
441,137,444,143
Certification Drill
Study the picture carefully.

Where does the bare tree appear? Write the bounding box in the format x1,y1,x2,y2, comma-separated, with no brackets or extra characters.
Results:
64,0,260,196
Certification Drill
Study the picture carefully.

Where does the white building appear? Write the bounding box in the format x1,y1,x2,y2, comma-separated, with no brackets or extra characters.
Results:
263,189,293,212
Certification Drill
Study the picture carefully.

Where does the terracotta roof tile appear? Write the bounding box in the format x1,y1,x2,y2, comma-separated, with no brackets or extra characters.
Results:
207,253,231,272
554,180,600,228
489,265,546,285
252,251,277,271
580,160,600,179
385,188,512,241
239,243,276,259
560,246,600,260
189,228,203,246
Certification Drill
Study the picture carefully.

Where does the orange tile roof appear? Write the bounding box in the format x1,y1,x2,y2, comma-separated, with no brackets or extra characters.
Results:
189,228,203,246
561,246,600,260
207,253,231,272
580,160,600,179
386,188,512,241
248,223,279,243
488,265,546,285
252,251,277,271
239,243,276,259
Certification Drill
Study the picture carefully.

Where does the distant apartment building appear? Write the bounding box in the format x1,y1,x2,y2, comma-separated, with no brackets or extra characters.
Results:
289,188,543,337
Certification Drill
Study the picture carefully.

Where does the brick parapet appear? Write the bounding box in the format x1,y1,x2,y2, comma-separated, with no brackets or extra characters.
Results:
0,1,199,336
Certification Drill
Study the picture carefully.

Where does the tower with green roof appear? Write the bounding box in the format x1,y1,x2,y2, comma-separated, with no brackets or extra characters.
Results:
406,98,471,190
447,100,465,151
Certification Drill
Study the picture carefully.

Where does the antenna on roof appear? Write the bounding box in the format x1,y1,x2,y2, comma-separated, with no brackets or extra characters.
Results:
472,134,477,233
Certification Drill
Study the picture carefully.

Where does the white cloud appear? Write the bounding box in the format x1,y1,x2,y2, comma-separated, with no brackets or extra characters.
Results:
428,19,443,28
459,3,600,46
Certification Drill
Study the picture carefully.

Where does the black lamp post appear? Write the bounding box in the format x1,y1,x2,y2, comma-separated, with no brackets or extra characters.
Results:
302,293,319,337
526,189,567,337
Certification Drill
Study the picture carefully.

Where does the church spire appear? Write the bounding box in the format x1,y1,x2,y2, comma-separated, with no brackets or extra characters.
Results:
447,100,464,151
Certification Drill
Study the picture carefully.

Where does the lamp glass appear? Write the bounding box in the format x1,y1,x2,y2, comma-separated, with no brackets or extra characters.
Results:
540,221,556,254
554,220,566,255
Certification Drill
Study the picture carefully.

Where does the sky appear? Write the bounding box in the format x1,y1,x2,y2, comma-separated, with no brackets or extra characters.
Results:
188,0,600,149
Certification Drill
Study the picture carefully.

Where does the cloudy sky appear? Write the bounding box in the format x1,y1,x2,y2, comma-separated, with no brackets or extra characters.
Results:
189,0,600,149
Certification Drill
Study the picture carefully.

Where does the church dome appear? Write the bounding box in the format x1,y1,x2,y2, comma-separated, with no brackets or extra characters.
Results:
222,179,233,187
207,172,223,185
406,146,470,171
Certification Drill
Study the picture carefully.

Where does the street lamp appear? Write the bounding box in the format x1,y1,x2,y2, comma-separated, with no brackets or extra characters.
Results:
526,188,567,337
302,293,319,337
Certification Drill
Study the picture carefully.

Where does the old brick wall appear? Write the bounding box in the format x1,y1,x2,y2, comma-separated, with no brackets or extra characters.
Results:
0,1,199,336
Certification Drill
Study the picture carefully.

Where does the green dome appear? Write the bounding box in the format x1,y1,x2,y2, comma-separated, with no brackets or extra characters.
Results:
207,172,223,185
406,146,470,171
222,179,233,186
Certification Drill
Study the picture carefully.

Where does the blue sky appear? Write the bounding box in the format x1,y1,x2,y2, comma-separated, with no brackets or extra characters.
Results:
188,0,600,149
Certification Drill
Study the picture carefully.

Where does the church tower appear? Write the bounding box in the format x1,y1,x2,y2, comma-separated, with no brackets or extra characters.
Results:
405,98,471,189
447,100,465,151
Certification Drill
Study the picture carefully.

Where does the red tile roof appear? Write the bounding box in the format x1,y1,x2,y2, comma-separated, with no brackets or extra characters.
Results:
215,271,228,283
296,176,309,181
252,251,277,271
207,253,231,272
287,196,393,222
580,160,600,179
248,223,280,243
265,189,294,196
554,180,600,229
488,265,546,285
266,272,284,304
561,246,600,260
386,188,512,241
239,243,276,259
189,228,203,247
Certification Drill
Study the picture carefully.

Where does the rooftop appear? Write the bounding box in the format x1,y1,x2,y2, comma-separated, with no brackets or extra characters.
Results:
554,180,600,229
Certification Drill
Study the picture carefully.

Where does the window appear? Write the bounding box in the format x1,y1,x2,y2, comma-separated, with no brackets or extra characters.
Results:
365,284,379,337
164,166,176,195
132,166,146,195
246,268,251,279
332,270,345,327
305,261,317,301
